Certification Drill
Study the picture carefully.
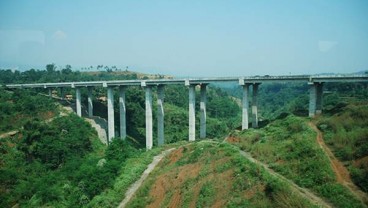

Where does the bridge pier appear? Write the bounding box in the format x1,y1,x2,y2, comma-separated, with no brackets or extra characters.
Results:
252,83,259,128
88,87,93,117
241,84,250,130
200,84,207,138
60,88,64,100
76,88,82,117
145,86,153,150
189,85,196,141
309,82,323,117
157,85,165,146
316,83,323,115
48,88,52,97
119,86,127,140
107,87,115,141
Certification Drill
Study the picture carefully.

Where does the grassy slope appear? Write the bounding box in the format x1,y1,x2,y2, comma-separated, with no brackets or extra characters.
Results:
229,115,364,208
87,141,187,208
127,141,318,208
316,103,368,193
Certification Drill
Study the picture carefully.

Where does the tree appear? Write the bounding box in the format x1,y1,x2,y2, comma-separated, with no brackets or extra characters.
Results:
46,64,56,74
61,65,72,75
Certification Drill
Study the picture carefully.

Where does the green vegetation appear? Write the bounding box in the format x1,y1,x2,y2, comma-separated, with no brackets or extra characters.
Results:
229,115,364,207
0,111,150,207
317,103,368,192
1,66,367,207
0,88,57,133
1,67,240,145
127,141,317,207
0,67,240,207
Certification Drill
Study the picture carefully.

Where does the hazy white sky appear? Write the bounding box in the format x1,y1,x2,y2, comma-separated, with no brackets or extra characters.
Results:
0,0,367,76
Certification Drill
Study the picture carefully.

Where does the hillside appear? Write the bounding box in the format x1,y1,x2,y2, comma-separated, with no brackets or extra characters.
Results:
1,67,367,207
0,68,240,207
126,141,319,207
228,115,367,207
120,112,367,207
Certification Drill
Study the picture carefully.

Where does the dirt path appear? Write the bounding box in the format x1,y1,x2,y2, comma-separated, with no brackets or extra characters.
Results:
0,130,19,139
118,148,175,208
237,149,332,208
309,122,368,206
226,134,331,207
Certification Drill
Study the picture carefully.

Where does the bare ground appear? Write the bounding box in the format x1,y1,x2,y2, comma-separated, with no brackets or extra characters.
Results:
118,148,175,208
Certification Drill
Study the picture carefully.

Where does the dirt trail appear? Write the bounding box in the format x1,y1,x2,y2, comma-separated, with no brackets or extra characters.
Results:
118,148,175,208
309,122,368,206
226,134,331,207
0,130,19,139
237,149,332,208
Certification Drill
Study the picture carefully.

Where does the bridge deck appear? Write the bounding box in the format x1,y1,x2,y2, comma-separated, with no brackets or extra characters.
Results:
5,75,368,88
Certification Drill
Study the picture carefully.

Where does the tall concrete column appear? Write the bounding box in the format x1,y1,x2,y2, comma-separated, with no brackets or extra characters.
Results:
119,86,127,140
242,84,250,130
316,83,323,115
252,83,259,128
60,88,64,100
48,88,52,97
157,85,165,146
76,88,82,117
308,83,317,117
189,85,196,141
145,87,153,150
107,87,115,141
200,84,207,138
87,87,93,117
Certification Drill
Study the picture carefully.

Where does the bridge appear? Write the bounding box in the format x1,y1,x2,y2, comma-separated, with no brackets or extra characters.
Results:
6,74,368,150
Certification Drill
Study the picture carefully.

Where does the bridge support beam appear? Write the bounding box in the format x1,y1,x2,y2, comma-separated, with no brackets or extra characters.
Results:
157,85,164,146
316,83,323,115
119,86,126,140
145,86,153,150
60,88,64,100
189,85,196,141
241,84,250,130
309,83,317,117
309,82,323,117
76,88,82,117
107,87,115,142
200,84,207,138
252,83,259,128
87,87,93,117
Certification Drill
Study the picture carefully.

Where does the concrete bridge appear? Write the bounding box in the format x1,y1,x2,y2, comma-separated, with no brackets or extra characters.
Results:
6,74,368,150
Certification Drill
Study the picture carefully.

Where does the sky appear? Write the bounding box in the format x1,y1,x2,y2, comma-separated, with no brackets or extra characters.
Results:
0,0,367,77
